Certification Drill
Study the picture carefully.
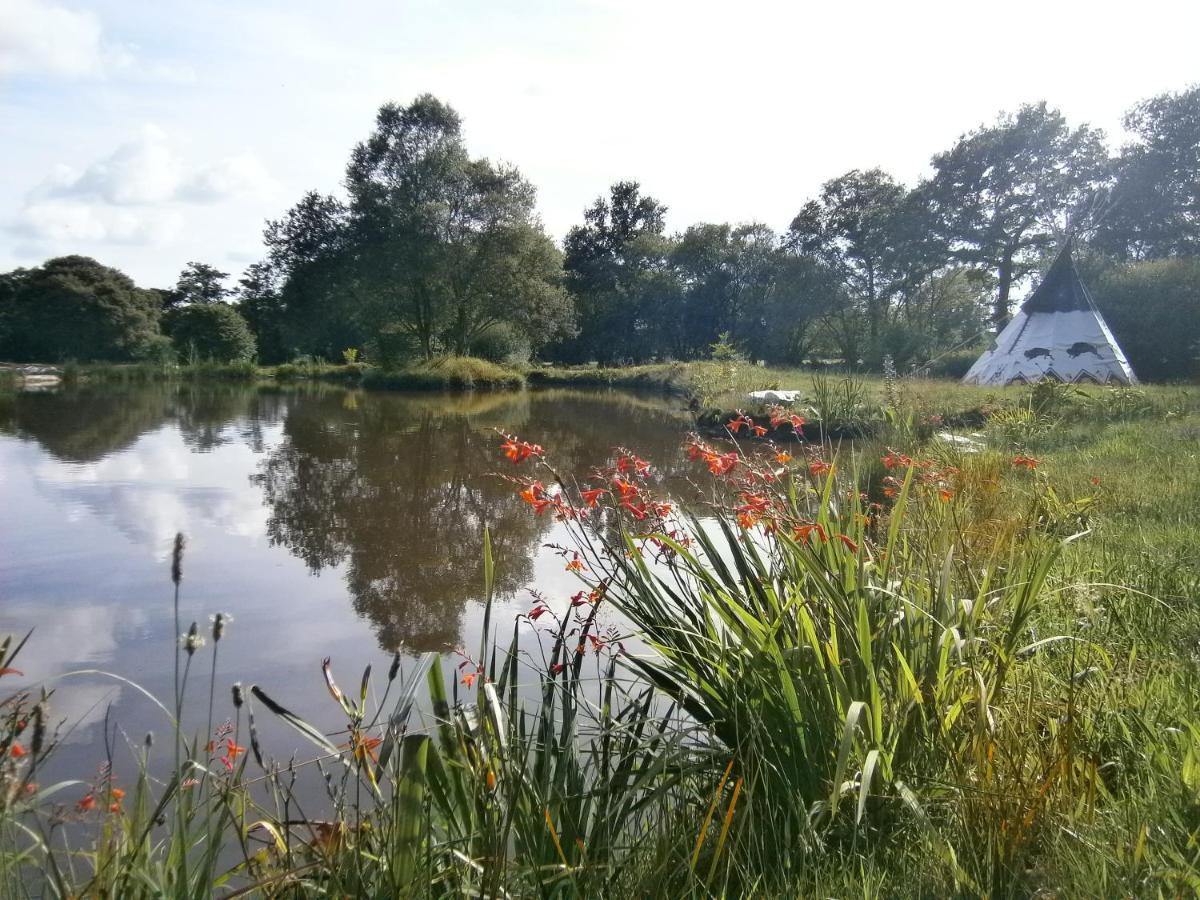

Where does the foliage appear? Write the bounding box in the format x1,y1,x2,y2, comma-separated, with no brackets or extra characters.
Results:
923,102,1108,325
1094,83,1200,259
0,256,161,362
165,261,233,308
162,302,258,363
1093,256,1200,380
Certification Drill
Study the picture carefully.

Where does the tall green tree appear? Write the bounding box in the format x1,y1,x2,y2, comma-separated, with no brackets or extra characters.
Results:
344,95,571,359
0,256,160,362
558,181,669,363
924,102,1108,325
235,261,288,364
163,303,257,362
1094,84,1200,259
786,169,914,350
167,261,233,307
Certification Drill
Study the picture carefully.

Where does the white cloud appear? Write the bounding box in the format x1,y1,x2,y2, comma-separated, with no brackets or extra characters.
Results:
9,126,276,249
0,0,106,77
13,197,183,244
178,153,277,204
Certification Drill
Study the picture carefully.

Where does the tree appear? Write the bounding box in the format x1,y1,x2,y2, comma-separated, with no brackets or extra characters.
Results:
167,261,233,307
163,303,257,362
234,261,288,363
557,181,670,363
667,223,779,360
343,95,571,359
1092,257,1200,381
742,253,845,365
1094,84,1200,259
924,103,1108,325
0,256,161,362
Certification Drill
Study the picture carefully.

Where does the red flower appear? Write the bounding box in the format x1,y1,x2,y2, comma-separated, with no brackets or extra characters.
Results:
620,499,649,520
837,534,859,552
1090,476,1101,486
500,435,544,464
580,488,605,508
8,742,26,758
706,451,739,476
616,455,652,477
550,663,565,675
528,605,550,621
1012,454,1039,471
110,802,122,813
789,414,805,431
570,591,588,607
519,482,554,514
751,424,768,437
77,793,96,812
882,451,913,470
808,460,831,477
612,477,639,499
793,523,827,544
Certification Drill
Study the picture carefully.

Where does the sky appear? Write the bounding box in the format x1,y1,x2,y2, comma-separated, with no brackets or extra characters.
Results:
1,0,1197,288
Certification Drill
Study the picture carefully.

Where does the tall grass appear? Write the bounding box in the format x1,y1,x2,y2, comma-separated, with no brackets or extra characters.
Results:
2,387,1200,896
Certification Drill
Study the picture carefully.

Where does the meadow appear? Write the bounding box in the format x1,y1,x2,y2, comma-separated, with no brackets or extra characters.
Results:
2,371,1199,897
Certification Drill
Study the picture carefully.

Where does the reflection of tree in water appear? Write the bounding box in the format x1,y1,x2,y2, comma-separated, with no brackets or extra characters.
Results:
0,383,287,462
254,391,552,652
254,388,700,652
0,384,175,462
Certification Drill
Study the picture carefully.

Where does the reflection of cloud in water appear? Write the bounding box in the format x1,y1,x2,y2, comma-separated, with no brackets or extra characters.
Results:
0,603,146,743
26,426,277,556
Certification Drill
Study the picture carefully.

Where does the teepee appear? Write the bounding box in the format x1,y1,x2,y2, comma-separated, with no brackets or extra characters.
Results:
962,244,1137,386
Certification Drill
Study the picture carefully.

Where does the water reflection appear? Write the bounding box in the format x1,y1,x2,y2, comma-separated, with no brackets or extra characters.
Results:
1,383,694,658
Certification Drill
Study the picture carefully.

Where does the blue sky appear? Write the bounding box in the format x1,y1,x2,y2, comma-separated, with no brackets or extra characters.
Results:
2,0,1197,287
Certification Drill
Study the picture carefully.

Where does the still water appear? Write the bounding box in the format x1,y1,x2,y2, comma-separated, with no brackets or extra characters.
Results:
0,382,696,780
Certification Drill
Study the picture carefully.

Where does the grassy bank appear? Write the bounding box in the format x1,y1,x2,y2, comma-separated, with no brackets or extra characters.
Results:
2,379,1199,896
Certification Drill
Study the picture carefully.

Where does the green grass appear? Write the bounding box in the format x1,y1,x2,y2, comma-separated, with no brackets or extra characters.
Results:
362,355,525,390
2,377,1200,896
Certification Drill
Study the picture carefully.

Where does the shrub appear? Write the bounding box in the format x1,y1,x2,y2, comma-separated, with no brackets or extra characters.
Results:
163,303,257,363
372,323,418,370
469,323,531,366
0,256,161,362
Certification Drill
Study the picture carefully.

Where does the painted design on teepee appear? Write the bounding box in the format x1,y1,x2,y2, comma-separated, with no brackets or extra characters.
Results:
962,244,1137,387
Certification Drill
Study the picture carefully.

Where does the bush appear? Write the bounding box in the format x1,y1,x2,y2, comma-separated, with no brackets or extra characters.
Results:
362,355,524,390
469,323,531,366
0,256,161,362
163,303,257,363
1094,258,1200,381
372,323,418,370
919,347,983,380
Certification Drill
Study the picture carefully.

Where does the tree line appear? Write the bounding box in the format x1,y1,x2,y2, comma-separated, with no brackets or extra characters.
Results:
2,86,1199,379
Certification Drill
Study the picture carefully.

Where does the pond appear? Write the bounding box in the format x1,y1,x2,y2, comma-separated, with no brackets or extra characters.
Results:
0,382,699,785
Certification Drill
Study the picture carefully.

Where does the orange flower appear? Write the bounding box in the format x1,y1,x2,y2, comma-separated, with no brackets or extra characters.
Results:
882,451,913,470
500,436,543,464
837,534,859,552
110,802,122,813
616,455,651,477
461,671,477,688
519,482,554,514
938,488,953,503
706,451,739,476
565,557,585,573
808,460,831,477
580,488,605,508
775,451,792,464
8,742,26,758
736,510,758,529
883,487,897,498
793,523,827,544
751,424,768,437
1012,454,1039,471
1090,476,1101,486
77,793,96,812
612,477,639,499
110,787,125,800
225,739,246,758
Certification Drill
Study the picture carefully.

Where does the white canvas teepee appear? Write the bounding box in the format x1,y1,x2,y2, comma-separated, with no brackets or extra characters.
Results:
962,245,1137,386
